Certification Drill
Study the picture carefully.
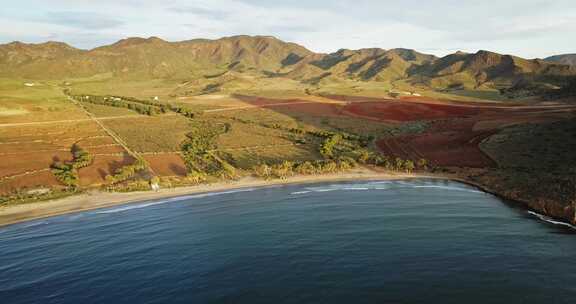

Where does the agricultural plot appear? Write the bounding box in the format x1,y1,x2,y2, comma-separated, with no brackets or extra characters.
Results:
0,79,86,124
81,103,140,118
226,144,322,169
3,76,575,198
0,170,61,194
0,121,106,177
67,78,179,101
143,154,187,177
78,154,136,186
0,90,134,193
102,114,192,153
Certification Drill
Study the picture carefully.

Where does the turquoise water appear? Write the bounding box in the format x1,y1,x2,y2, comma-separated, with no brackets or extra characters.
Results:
1,179,575,303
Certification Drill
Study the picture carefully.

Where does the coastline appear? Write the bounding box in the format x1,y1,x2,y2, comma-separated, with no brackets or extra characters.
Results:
0,168,435,228
1,167,573,229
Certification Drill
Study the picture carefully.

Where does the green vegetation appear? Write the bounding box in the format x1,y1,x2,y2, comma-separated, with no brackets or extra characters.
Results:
319,134,342,158
0,188,77,207
2,36,575,225
51,144,94,188
103,115,193,152
481,119,576,171
104,159,148,186
70,94,169,116
51,162,79,188
180,122,236,179
252,158,356,180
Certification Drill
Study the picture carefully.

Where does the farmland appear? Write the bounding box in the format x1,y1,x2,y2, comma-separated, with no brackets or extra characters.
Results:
1,75,575,224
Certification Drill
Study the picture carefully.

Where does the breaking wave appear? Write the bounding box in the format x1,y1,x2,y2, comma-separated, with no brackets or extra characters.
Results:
290,180,484,195
96,188,257,214
527,211,576,230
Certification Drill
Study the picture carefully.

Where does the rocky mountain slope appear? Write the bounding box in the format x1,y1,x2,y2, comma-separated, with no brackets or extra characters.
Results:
1,36,575,92
545,54,576,66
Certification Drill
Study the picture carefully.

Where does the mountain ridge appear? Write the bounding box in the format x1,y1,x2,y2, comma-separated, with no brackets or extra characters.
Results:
545,54,576,66
1,35,574,92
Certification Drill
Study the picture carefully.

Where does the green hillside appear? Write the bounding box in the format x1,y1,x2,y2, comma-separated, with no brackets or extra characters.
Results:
1,35,575,98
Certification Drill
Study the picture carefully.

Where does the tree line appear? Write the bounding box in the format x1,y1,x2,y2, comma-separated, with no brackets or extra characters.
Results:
252,158,357,179
51,144,94,188
104,159,149,186
180,123,236,179
70,95,168,116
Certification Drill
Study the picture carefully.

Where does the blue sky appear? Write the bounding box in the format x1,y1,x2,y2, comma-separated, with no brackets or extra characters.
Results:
1,0,574,58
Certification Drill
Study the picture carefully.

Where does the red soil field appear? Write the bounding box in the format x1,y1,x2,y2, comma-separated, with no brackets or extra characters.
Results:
343,101,481,122
144,154,187,177
78,154,136,186
232,95,309,106
86,145,126,155
0,171,61,194
376,119,496,168
270,103,344,117
0,151,72,178
234,94,346,117
0,142,67,154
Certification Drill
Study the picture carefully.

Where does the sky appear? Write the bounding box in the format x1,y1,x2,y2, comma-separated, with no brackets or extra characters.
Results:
1,0,575,58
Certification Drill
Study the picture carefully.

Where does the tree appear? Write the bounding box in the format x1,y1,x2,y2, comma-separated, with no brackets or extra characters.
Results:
322,161,338,173
272,161,294,179
405,160,415,173
253,163,272,179
395,158,405,171
320,134,342,159
417,158,429,170
357,150,371,164
295,161,316,175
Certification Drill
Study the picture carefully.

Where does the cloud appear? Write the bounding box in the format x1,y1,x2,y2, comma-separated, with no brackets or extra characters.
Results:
44,11,124,30
1,0,575,58
266,25,318,34
167,6,230,19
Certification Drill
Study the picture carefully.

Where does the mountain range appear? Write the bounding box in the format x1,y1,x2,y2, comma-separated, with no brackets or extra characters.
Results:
545,54,576,66
1,35,575,92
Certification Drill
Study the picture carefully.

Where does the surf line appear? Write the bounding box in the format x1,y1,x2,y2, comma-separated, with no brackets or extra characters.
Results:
527,211,576,230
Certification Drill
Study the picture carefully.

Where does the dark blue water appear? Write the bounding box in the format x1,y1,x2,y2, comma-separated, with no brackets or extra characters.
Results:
1,179,575,304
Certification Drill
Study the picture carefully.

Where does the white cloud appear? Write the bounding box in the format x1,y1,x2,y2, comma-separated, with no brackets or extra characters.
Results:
0,0,574,58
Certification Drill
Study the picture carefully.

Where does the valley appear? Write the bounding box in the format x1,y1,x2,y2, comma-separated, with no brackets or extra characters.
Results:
0,35,575,225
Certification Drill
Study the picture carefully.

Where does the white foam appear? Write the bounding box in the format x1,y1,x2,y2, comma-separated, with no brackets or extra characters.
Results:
97,188,257,214
290,181,482,195
527,211,576,230
18,220,47,228
412,185,484,194
97,201,168,214
291,190,313,195
291,183,388,195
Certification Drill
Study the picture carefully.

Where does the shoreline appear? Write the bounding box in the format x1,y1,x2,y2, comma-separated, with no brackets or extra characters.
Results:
0,168,572,229
0,169,435,228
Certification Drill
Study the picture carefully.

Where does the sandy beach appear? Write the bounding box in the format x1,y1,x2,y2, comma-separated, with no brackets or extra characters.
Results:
0,168,437,228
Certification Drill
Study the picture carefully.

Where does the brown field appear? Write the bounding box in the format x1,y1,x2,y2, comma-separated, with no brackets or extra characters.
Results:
2,87,574,196
144,154,187,177
86,145,126,155
377,119,496,168
216,120,298,149
0,105,138,192
0,151,73,178
219,94,575,169
233,95,346,118
337,95,576,169
78,154,136,186
344,100,480,122
76,136,117,146
102,114,192,153
0,171,61,194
